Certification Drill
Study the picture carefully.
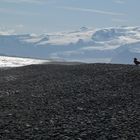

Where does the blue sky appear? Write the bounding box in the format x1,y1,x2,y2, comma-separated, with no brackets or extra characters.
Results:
0,0,139,34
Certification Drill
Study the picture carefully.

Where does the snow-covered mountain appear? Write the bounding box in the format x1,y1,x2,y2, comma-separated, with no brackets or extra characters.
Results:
0,26,140,64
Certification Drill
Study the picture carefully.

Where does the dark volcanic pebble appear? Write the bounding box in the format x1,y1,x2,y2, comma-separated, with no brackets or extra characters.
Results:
0,63,140,139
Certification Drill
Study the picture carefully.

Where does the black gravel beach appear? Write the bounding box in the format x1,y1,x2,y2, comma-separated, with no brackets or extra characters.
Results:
0,63,140,140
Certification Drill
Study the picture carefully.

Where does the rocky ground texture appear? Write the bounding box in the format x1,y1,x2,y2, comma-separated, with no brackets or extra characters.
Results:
0,63,140,140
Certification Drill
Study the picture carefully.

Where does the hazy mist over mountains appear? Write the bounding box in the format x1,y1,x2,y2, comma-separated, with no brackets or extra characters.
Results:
0,26,140,65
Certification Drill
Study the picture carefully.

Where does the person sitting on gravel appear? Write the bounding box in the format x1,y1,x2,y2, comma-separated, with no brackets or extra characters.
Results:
134,58,140,66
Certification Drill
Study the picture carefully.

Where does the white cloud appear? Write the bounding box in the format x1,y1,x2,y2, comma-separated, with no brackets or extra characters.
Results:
112,18,128,23
0,27,15,35
59,7,125,16
16,24,24,29
0,0,46,4
0,7,40,16
114,0,125,4
0,24,25,34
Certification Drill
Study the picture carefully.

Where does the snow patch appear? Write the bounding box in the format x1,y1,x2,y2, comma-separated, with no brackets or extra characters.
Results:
0,56,50,67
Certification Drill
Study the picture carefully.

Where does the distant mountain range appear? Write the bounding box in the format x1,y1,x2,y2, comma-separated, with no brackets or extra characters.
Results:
0,26,140,64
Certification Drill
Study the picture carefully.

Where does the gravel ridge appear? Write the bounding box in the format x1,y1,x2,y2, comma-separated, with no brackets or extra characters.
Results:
0,63,140,140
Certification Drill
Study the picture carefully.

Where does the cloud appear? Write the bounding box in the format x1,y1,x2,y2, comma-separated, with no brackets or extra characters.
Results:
0,0,46,4
59,7,125,16
16,24,24,28
0,26,15,35
114,0,125,4
0,24,26,34
0,7,40,16
112,18,128,23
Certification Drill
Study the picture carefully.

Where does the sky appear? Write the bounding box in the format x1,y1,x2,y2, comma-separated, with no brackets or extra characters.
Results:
0,0,139,34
